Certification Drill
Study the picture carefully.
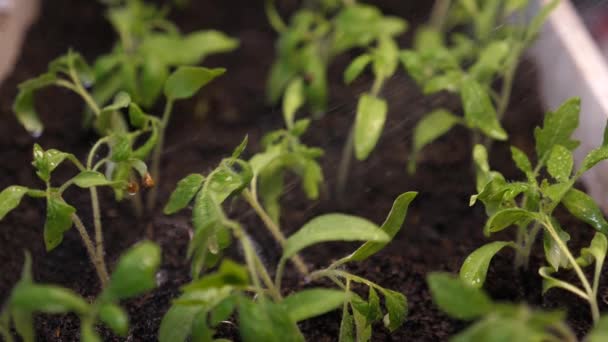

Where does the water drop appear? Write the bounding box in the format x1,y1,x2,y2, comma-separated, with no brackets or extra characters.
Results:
155,269,168,287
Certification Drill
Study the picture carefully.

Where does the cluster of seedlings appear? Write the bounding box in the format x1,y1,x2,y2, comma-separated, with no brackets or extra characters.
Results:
2,0,608,341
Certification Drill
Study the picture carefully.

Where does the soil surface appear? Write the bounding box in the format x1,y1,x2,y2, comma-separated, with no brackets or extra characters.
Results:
0,1,605,341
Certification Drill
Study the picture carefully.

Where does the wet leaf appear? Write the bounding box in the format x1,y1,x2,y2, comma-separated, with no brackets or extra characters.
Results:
562,188,608,235
547,145,573,182
44,196,75,251
534,97,580,161
381,289,407,332
164,174,205,215
0,186,28,220
460,241,514,288
484,208,536,236
461,78,507,140
354,94,387,160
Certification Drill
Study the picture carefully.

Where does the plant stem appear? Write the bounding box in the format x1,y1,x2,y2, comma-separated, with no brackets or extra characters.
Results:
254,253,282,301
240,233,264,297
430,0,451,32
71,214,109,288
242,189,309,275
514,222,541,270
542,216,599,323
147,100,174,210
264,0,286,32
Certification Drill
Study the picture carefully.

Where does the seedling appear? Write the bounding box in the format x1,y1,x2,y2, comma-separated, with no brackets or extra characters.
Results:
404,0,558,173
0,129,154,287
1,243,160,342
161,137,417,340
266,1,408,196
94,0,238,109
427,272,578,341
460,98,608,323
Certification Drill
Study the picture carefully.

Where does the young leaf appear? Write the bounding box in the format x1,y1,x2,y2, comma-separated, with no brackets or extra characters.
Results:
344,54,372,84
581,146,608,173
365,287,382,323
547,145,573,182
44,197,76,251
181,259,248,292
282,289,348,322
484,208,536,236
354,94,387,160
101,92,131,114
159,292,205,342
534,97,580,161
460,241,514,288
99,303,129,336
577,233,608,268
13,90,44,137
427,272,493,320
0,186,28,220
72,171,115,188
339,305,355,342
380,289,407,332
128,103,147,128
105,241,161,300
409,110,461,173
561,188,608,235
10,308,34,342
163,174,205,215
164,67,226,100
345,192,417,262
238,298,304,342
282,78,304,128
510,146,534,181
282,214,389,260
460,78,507,140
10,283,89,314
543,221,571,271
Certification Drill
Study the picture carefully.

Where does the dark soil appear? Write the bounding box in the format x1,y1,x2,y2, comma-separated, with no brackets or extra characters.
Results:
0,1,605,341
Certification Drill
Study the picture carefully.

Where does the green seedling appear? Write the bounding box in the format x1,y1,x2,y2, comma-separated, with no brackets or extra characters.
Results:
427,272,578,342
460,97,608,323
405,0,558,174
267,1,408,196
95,0,237,109
0,131,154,287
1,243,160,342
161,137,417,340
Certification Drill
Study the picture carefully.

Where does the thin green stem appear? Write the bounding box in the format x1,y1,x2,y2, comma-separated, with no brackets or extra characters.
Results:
515,222,541,270
71,213,109,288
336,123,354,204
67,61,101,116
254,254,282,301
147,100,174,210
542,216,598,323
264,0,287,33
240,233,264,297
242,189,309,275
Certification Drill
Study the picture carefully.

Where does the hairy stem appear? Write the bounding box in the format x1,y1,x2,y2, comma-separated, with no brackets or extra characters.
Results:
514,222,541,270
242,189,309,275
71,214,109,288
147,100,174,210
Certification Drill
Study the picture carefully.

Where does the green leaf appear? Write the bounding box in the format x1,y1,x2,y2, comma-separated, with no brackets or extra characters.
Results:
32,145,70,182
72,171,115,188
140,58,168,107
128,103,147,128
81,322,102,342
543,220,571,270
510,146,534,181
484,208,536,236
365,287,382,323
581,146,608,173
210,296,237,326
539,266,578,295
461,78,507,140
577,233,608,268
346,192,417,262
526,0,559,42
344,54,372,84
0,186,28,220
469,41,509,81
547,145,573,182
182,259,248,292
409,109,461,173
164,67,225,100
44,196,75,251
460,241,514,288
13,90,43,137
99,303,129,336
164,174,205,215
534,98,580,161
282,78,304,128
381,289,407,332
422,71,462,94
354,94,387,160
106,241,161,300
238,298,304,342
339,306,355,342
10,283,89,314
282,214,389,260
562,188,608,234
372,36,399,78
159,292,206,342
427,272,493,320
101,91,131,114
587,315,608,342
10,308,34,342
282,289,348,322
